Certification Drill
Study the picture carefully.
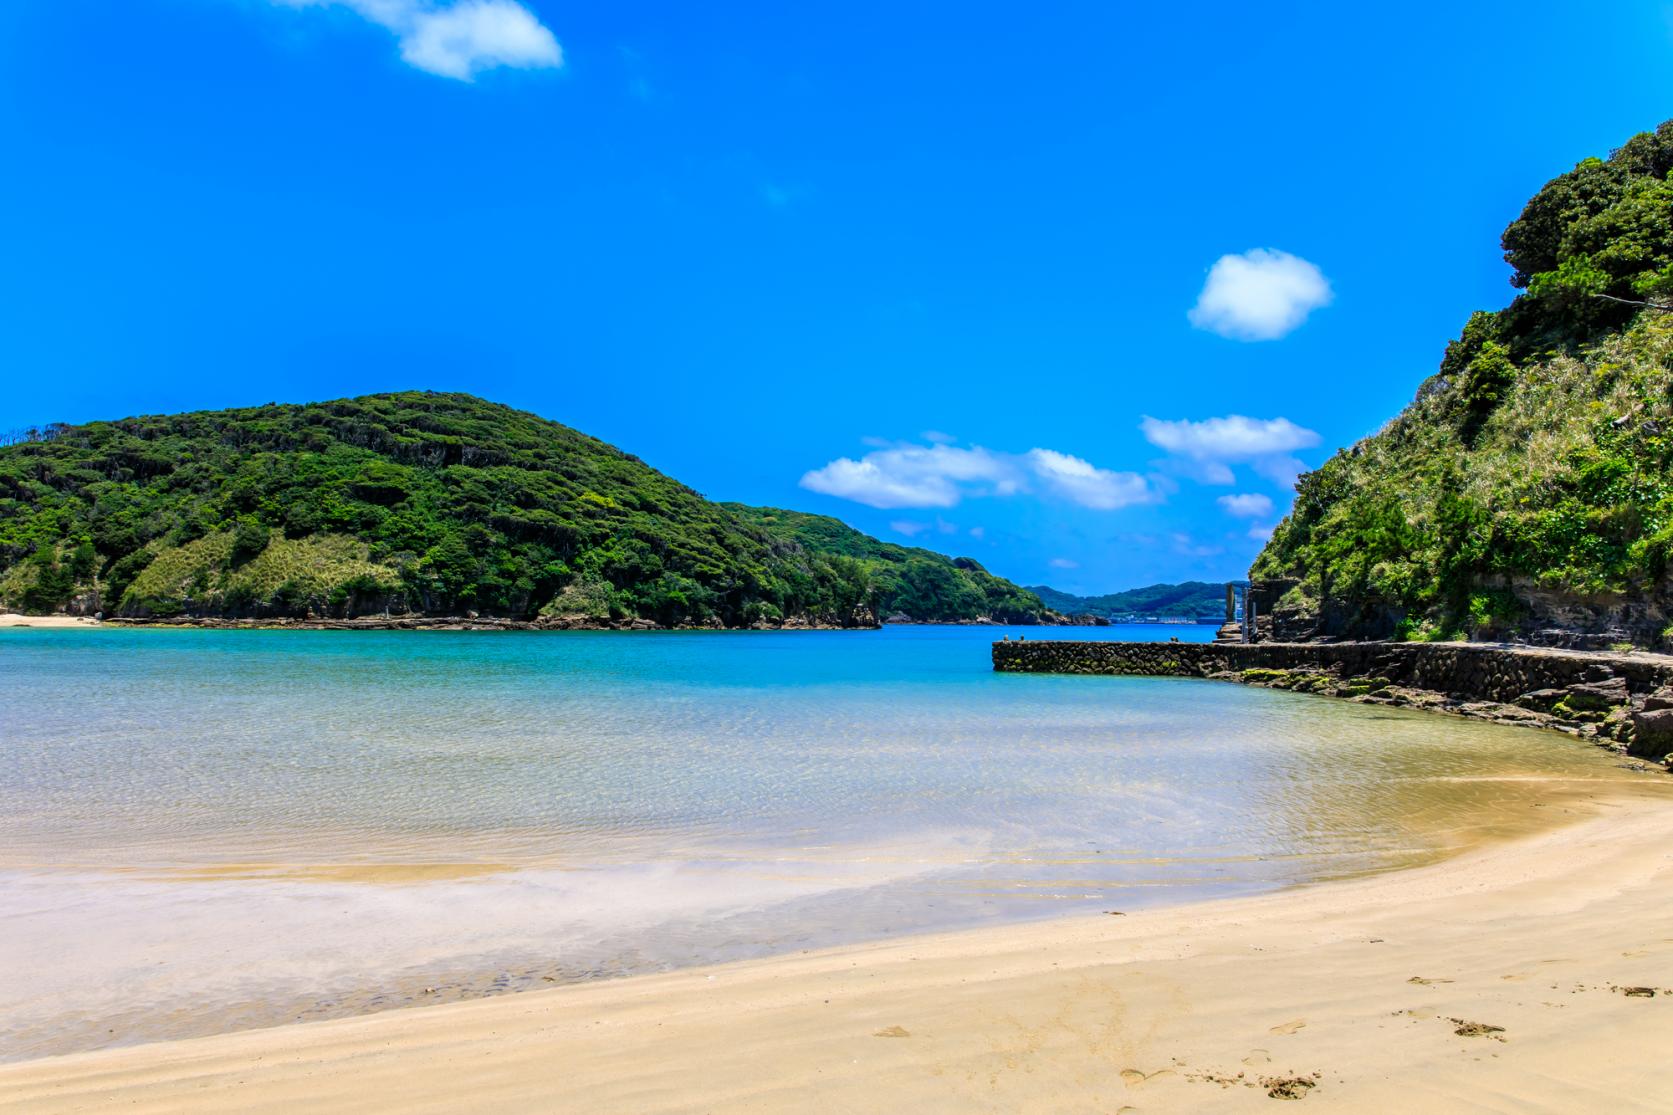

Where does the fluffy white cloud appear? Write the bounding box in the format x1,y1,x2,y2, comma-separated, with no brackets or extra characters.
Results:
799,445,1015,509
1141,415,1319,460
275,0,562,80
1049,557,1079,570
1188,249,1332,341
1217,492,1274,519
1025,448,1153,511
1141,415,1319,490
800,441,1153,511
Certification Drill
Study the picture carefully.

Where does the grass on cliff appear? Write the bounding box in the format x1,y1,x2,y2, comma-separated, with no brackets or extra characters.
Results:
1254,120,1673,642
1257,312,1673,639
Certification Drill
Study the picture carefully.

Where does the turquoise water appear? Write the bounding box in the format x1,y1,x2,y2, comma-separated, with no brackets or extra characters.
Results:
0,624,1642,1058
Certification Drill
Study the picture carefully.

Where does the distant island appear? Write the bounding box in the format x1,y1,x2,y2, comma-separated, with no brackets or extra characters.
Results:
1027,581,1249,623
0,393,1058,629
1251,119,1673,649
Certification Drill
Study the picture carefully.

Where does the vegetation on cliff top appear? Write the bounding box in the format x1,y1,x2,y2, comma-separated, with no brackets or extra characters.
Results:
0,392,1055,626
724,505,1055,623
1253,121,1673,642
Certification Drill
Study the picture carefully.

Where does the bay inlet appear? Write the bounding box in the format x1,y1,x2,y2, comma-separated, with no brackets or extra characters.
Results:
0,624,1648,1060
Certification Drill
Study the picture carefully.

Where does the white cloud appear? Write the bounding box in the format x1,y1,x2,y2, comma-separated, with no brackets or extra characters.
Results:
1141,415,1319,460
889,520,930,537
1217,492,1274,519
800,440,1154,511
1049,557,1079,570
922,430,956,444
1247,523,1275,542
274,0,562,80
1141,415,1320,491
1025,449,1153,511
1188,249,1332,341
968,526,985,540
800,445,1014,509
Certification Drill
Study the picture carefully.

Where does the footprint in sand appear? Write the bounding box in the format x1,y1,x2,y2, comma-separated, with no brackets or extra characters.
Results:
1269,1019,1307,1035
1406,976,1454,986
1242,1048,1272,1066
873,1026,911,1038
1120,1068,1176,1087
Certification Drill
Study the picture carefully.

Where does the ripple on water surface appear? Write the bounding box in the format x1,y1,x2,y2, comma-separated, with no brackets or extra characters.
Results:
0,624,1656,1059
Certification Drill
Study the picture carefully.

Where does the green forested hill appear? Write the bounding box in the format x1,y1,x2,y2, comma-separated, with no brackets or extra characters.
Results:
1027,581,1245,620
0,392,1055,627
724,505,1055,623
1253,121,1673,644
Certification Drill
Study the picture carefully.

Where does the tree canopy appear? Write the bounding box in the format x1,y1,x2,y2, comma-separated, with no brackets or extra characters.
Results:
1254,121,1673,643
0,392,1056,627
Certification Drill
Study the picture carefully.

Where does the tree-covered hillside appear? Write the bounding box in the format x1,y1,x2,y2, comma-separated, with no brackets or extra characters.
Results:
1253,121,1673,644
0,392,1054,627
1027,581,1245,620
724,505,1056,623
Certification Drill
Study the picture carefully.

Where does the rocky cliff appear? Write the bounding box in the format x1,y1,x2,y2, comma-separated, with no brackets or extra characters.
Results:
1252,121,1673,649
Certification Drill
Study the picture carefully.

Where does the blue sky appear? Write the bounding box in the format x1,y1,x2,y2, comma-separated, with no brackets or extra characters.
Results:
3,2,1672,594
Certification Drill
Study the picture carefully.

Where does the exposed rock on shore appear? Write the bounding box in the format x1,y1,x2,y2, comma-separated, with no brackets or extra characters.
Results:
993,639,1673,764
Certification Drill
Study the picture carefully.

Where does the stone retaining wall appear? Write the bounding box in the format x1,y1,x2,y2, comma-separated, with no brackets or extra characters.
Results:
992,639,1673,761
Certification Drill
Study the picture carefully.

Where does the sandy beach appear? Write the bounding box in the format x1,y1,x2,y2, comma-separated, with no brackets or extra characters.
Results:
2,789,1670,1114
0,615,98,629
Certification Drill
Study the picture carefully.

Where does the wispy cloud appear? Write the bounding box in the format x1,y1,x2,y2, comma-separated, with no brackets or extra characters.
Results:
800,440,1154,512
1189,249,1332,341
1048,557,1079,570
889,520,930,537
1216,492,1274,519
273,0,562,81
1171,532,1223,559
1141,415,1319,488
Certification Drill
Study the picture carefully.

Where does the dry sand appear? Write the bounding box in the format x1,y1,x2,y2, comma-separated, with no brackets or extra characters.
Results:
4,792,1672,1114
0,615,97,628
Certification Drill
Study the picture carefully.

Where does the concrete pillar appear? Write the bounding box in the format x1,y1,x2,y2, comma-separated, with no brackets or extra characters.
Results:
1244,594,1258,644
1224,583,1236,624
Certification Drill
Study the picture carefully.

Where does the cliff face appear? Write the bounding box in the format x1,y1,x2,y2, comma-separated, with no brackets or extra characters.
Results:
0,392,1055,628
1252,121,1673,649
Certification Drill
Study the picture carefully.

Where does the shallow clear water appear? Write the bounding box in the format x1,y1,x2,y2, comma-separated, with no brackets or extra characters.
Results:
0,624,1648,1059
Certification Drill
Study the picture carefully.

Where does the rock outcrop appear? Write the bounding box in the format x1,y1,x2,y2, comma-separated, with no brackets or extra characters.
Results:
993,639,1673,763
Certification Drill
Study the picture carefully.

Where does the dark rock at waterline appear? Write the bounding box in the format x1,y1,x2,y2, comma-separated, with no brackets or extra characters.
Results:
993,639,1673,763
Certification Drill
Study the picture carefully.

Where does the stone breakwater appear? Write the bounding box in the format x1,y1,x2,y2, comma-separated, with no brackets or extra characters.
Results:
992,640,1673,763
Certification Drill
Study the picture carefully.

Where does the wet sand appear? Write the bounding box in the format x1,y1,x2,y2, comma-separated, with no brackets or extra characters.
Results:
4,791,1671,1114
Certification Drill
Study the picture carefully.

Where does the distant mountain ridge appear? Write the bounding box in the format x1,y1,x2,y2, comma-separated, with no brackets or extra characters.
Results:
0,392,1058,627
1027,581,1246,620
